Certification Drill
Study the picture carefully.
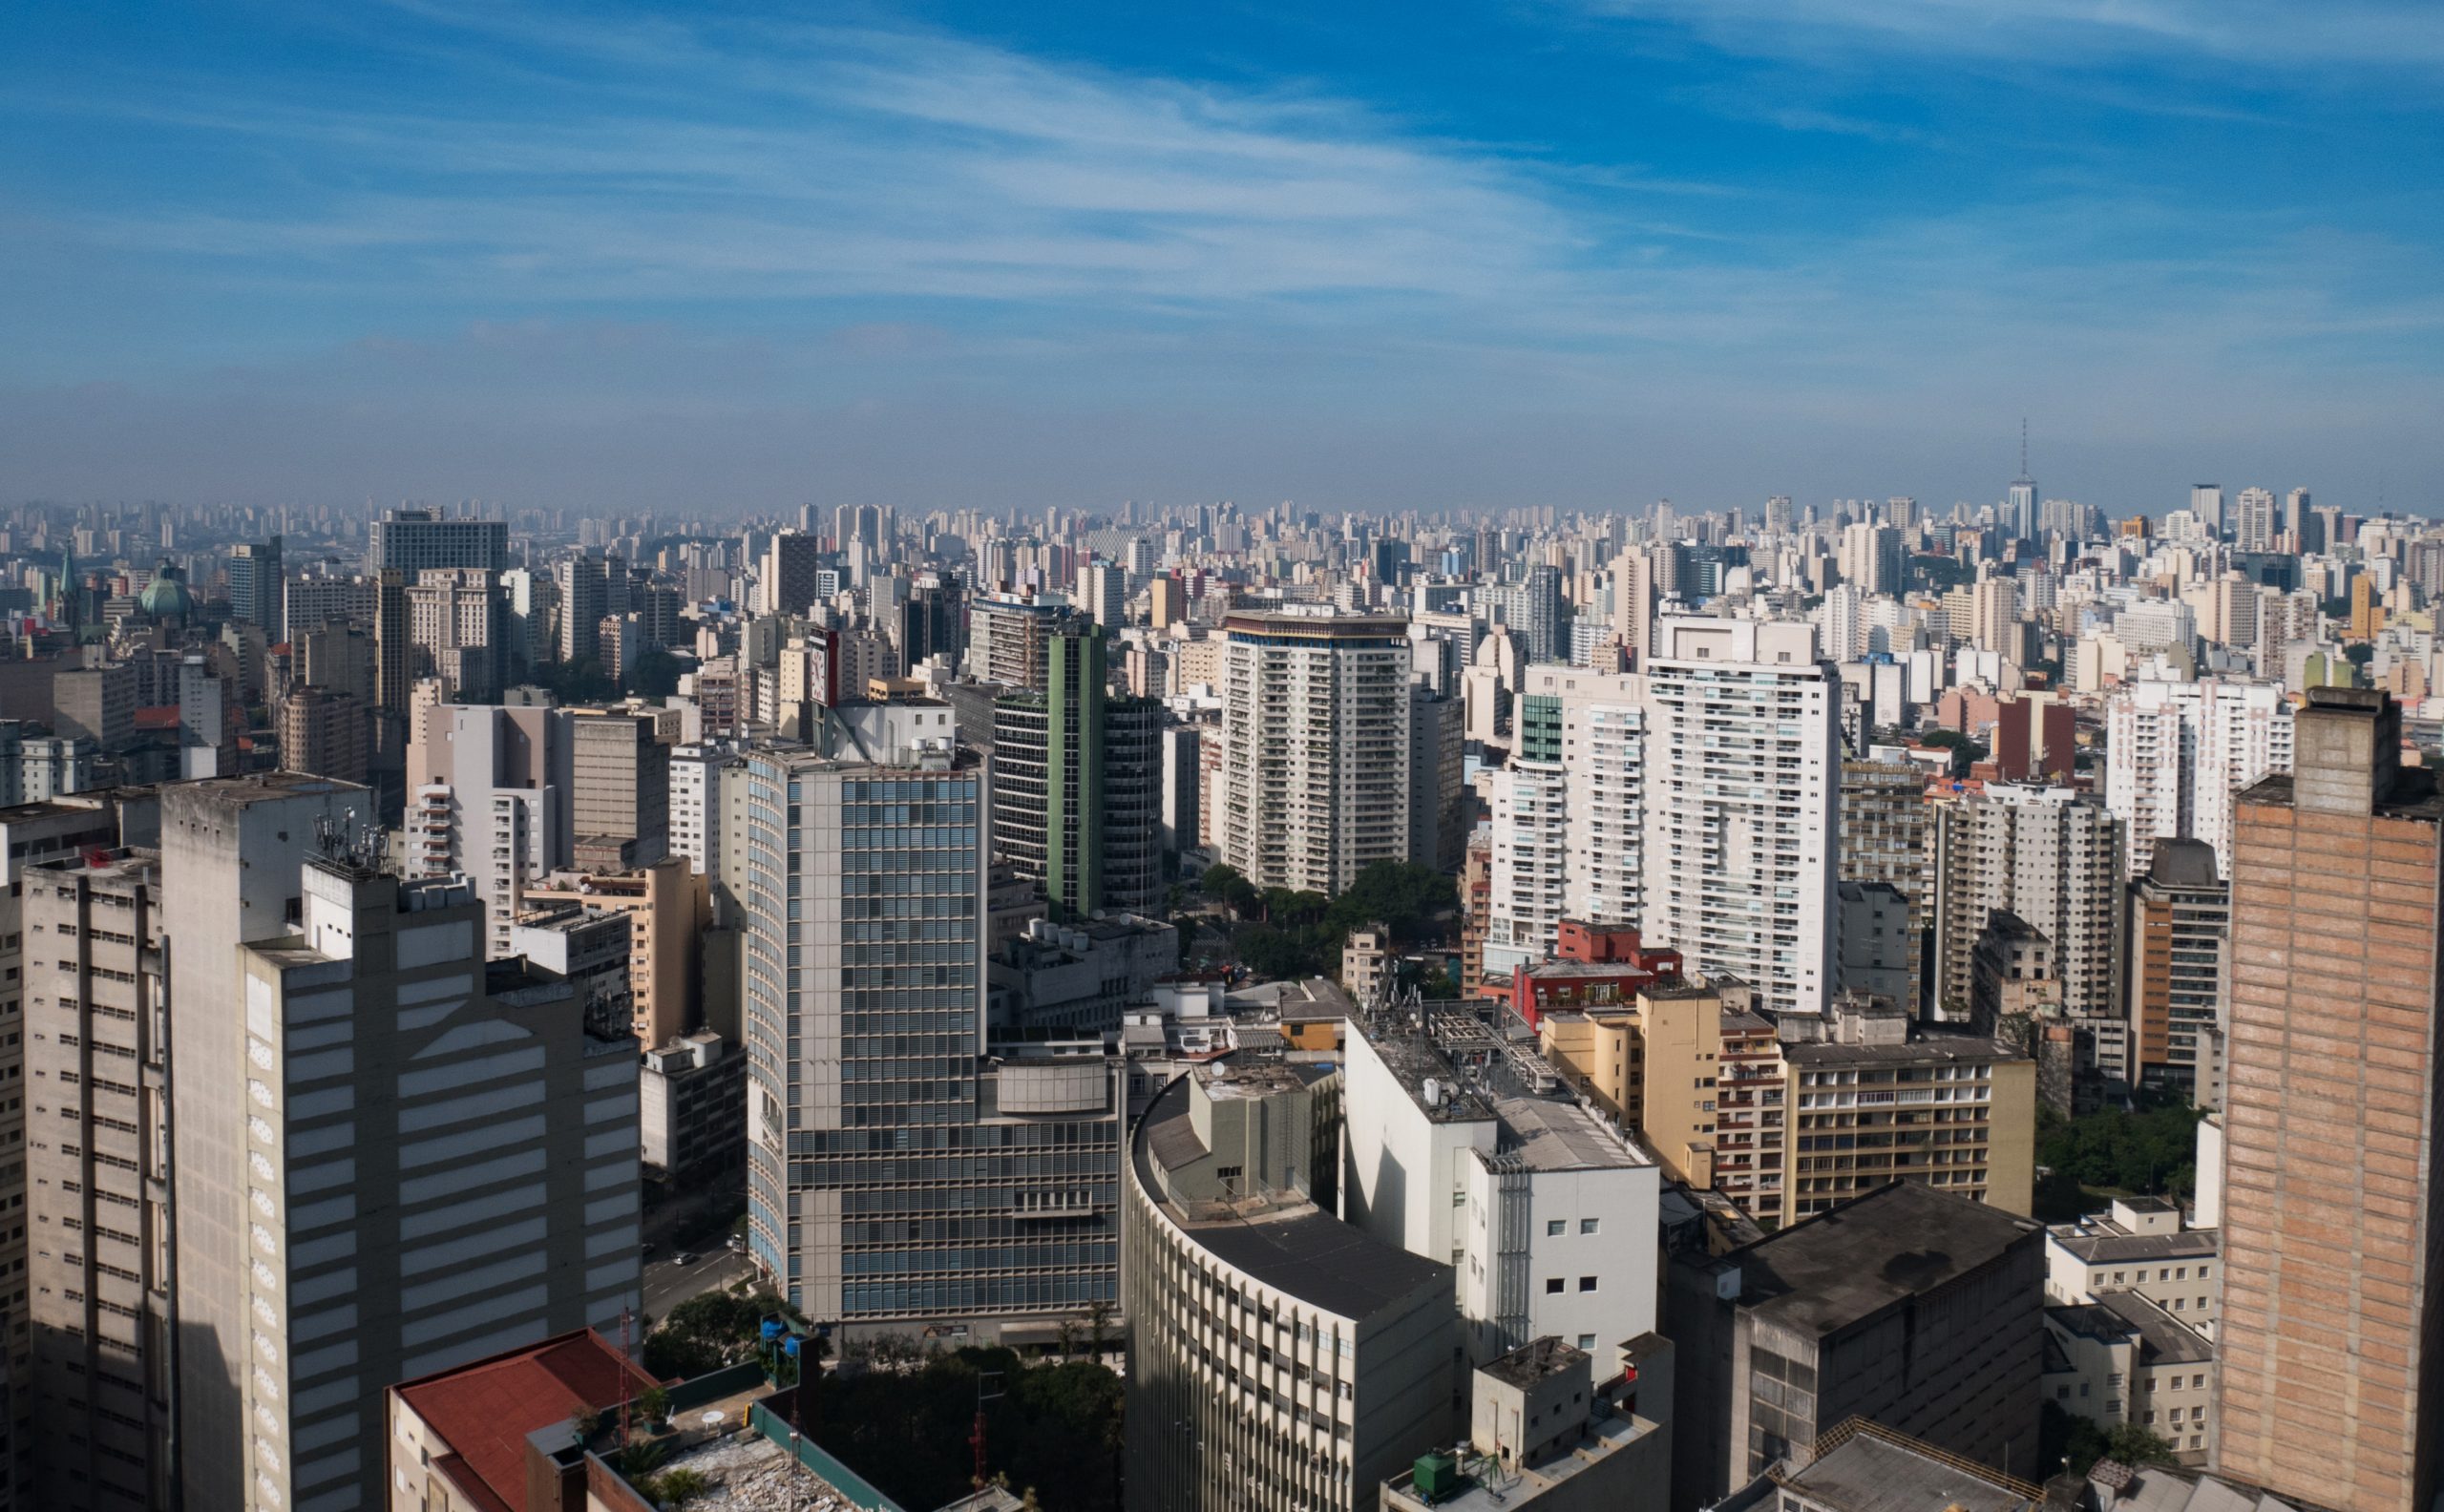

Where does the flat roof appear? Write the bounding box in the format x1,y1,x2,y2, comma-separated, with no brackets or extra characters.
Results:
2093,1290,2214,1365
1491,1095,1648,1171
2239,768,2444,820
2048,1228,2218,1265
1481,1335,1587,1390
1782,1033,2021,1068
1358,1024,1495,1124
1134,1076,1448,1321
1720,1181,2042,1337
1777,1420,2037,1512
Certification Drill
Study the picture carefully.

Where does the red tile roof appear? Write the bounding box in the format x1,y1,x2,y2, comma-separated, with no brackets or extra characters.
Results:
394,1329,661,1512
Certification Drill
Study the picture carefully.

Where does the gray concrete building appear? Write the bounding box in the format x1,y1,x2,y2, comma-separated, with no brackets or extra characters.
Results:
1664,1180,2047,1511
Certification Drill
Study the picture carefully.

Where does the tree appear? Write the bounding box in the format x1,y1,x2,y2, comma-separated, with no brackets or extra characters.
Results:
1199,863,1258,916
2103,1422,2181,1468
629,650,684,699
1085,1299,1114,1358
637,1385,671,1427
643,1291,769,1378
649,1467,711,1508
1325,860,1457,945
1914,728,1987,780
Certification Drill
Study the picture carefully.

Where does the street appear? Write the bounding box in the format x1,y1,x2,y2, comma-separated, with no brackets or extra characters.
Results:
643,1249,758,1322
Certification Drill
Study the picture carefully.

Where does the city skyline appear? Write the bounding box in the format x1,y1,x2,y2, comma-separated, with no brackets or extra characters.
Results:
5,2,2440,511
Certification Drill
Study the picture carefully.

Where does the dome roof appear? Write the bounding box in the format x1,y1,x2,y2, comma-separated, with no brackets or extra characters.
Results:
138,559,192,619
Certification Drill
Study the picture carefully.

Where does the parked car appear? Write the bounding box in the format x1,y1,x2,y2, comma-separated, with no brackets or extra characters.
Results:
673,1251,698,1266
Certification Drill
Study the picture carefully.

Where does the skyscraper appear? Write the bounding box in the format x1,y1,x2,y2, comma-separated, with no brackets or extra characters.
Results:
1216,610,1413,895
2217,688,2443,1512
2234,486,2279,553
1640,618,1839,1017
742,746,1122,1336
2104,678,2295,879
367,508,510,578
227,534,283,635
2189,483,2225,538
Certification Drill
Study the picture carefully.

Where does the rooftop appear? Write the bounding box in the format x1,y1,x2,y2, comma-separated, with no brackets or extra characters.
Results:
2047,1226,2218,1265
1384,1406,1659,1512
1489,1095,1649,1171
1135,1075,1449,1321
1781,1032,2022,1068
393,1329,660,1512
1773,1418,2038,1512
1481,1335,1588,1391
1717,1181,2043,1337
2093,1290,2215,1365
1356,1020,1495,1124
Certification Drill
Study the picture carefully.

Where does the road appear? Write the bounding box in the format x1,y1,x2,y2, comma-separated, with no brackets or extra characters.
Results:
642,1249,758,1321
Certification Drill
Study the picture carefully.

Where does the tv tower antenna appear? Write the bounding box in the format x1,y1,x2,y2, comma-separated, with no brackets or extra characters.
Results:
2019,417,2029,478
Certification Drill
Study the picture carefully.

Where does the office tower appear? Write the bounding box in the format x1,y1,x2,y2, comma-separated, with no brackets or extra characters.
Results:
1406,683,1466,872
294,623,376,704
368,507,510,577
2285,487,2315,550
1492,563,1567,662
2123,838,2228,1102
227,535,283,634
1148,574,1189,633
2217,689,2442,1512
1763,494,1795,534
1124,1056,1456,1512
166,820,639,1512
2189,484,2224,538
762,529,824,617
2008,473,2037,541
570,710,670,863
1666,1183,2045,1510
1931,785,2120,1019
989,631,1161,919
373,567,412,714
968,590,1085,690
407,704,573,956
742,746,1123,1335
277,684,369,785
554,556,613,665
1159,722,1202,857
1840,757,1930,1013
1640,618,1839,1018
1216,610,1413,895
2104,679,2294,878
22,849,170,1509
897,576,965,671
2234,487,2278,553
1837,522,1904,596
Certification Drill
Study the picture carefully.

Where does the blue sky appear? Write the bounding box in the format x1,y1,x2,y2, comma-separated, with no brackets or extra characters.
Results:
3,1,2440,514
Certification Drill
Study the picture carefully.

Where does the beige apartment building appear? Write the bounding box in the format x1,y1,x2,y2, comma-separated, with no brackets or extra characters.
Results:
522,856,705,1046
2217,688,2443,1512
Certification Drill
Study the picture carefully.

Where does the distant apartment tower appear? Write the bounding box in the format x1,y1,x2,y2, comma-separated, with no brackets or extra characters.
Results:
761,529,824,617
2124,838,2228,1101
968,591,1085,691
2104,678,2294,879
2216,688,2444,1512
1930,785,2121,1027
368,507,510,578
277,684,369,786
1485,690,1570,977
1840,757,1930,1013
2233,487,2278,553
407,704,573,956
405,566,505,702
1217,611,1413,895
570,710,670,864
1641,618,1840,1017
554,556,614,666
227,535,284,634
741,746,1123,1337
988,632,1163,918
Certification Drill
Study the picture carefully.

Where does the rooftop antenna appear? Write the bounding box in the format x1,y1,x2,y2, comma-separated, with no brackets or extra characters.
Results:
2019,417,2029,479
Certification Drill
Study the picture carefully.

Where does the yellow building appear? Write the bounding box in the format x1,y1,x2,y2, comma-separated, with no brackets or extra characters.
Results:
1539,981,1730,1194
523,855,707,1046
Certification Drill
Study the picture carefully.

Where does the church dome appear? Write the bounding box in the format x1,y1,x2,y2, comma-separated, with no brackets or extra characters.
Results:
138,559,192,620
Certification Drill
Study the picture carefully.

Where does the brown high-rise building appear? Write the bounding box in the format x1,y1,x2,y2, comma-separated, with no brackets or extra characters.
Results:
2219,687,2442,1512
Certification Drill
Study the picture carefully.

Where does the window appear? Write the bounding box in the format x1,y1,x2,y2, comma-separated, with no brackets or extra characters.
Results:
1578,1276,1597,1292
1580,1218,1600,1234
1547,1220,1565,1236
1545,1278,1564,1294
1577,1334,1596,1350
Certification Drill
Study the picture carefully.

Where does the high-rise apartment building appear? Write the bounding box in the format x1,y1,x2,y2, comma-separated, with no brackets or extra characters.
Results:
761,529,824,618
1485,691,1569,977
1840,757,1930,1013
554,556,613,666
2216,688,2444,1512
367,508,510,578
1930,785,2121,1028
2124,838,2228,1102
405,566,504,702
407,704,574,956
282,572,377,646
569,710,670,863
277,684,369,786
988,632,1162,919
2105,678,2294,879
21,848,172,1510
2189,484,2224,538
968,591,1085,691
1640,618,1840,1018
1406,683,1467,872
1217,611,1413,896
741,746,1123,1338
1838,522,1903,596
2234,486,2279,553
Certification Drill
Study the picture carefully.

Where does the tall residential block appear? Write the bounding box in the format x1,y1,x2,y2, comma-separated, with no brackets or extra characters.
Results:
2124,838,2229,1102
2216,687,2443,1512
1641,618,1840,1018
367,508,509,578
1931,785,2121,1028
1217,611,1413,896
22,848,172,1509
988,631,1162,919
227,536,283,635
407,704,574,957
1839,757,1930,1014
164,785,641,1512
2105,678,2294,879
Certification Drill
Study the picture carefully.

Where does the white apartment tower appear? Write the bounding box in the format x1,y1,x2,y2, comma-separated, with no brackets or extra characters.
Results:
1217,610,1414,895
1640,618,1841,1017
2104,679,2294,879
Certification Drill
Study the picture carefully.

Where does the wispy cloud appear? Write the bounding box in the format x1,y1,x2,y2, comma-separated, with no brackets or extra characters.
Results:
1578,0,2444,72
